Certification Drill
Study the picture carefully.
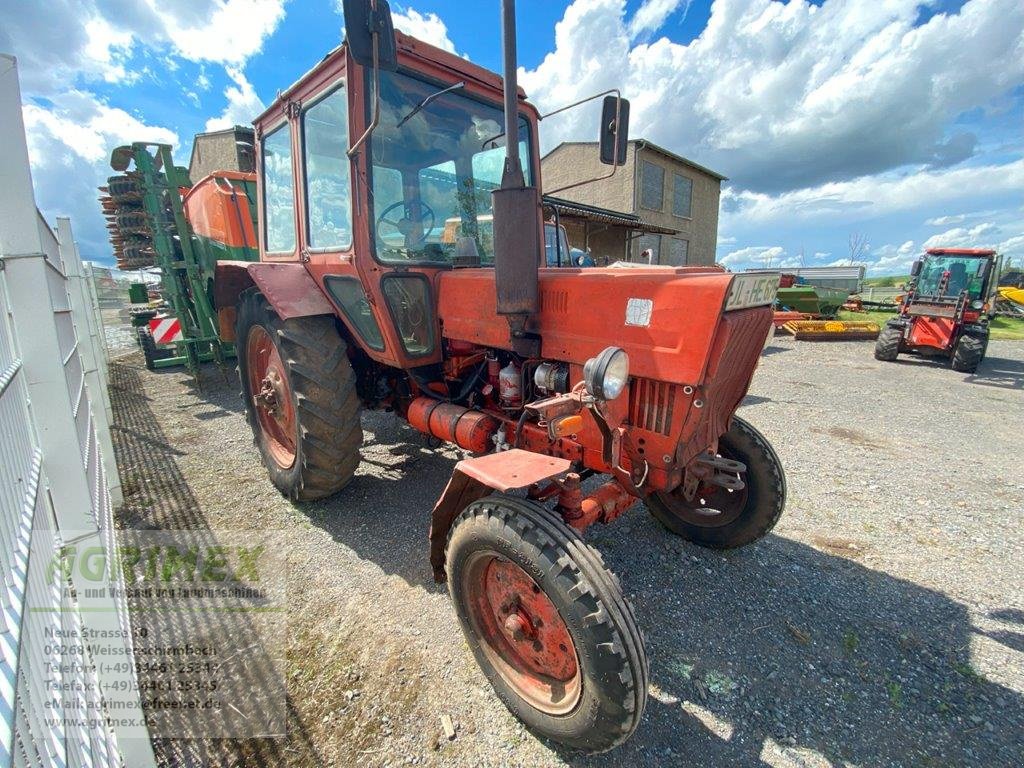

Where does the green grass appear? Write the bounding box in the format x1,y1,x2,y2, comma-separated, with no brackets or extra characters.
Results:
863,275,910,288
836,310,1024,341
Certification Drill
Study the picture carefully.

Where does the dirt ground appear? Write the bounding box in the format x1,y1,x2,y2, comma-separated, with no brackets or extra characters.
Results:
107,336,1024,768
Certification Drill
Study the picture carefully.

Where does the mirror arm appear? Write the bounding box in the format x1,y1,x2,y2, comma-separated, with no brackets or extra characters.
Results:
348,6,382,158
545,90,624,197
537,88,620,121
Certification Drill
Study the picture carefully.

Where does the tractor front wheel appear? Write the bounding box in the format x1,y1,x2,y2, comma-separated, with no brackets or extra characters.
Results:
236,289,362,501
648,416,785,549
446,495,648,753
951,332,986,373
874,325,902,362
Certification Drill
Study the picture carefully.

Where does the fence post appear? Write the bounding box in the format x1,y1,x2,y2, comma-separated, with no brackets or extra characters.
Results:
56,218,122,507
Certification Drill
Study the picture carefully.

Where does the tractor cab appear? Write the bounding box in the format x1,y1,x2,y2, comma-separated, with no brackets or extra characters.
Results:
911,248,997,304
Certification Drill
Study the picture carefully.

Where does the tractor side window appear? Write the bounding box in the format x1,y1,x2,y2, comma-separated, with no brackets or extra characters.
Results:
303,84,353,250
262,123,296,253
381,275,435,356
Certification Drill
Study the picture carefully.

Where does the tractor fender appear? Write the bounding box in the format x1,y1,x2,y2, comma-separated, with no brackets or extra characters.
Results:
214,261,335,339
428,450,571,582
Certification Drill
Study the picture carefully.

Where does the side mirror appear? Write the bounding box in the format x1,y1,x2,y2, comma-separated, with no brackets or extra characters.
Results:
343,0,398,72
910,259,922,277
599,95,630,166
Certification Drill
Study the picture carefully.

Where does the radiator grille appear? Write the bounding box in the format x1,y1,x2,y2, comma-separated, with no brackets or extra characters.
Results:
628,378,678,435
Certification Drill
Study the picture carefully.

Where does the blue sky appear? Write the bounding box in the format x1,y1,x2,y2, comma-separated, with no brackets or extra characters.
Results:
2,0,1022,274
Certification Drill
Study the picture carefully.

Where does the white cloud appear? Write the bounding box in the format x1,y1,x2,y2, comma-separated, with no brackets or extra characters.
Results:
925,214,966,227
20,91,179,263
150,0,286,65
724,158,1024,226
0,1,285,96
720,245,786,268
922,222,999,251
204,66,265,131
391,8,457,54
629,0,692,38
866,240,918,274
522,0,1024,193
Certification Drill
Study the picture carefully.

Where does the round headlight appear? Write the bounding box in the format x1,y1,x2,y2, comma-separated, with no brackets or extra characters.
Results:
583,347,629,400
971,300,984,310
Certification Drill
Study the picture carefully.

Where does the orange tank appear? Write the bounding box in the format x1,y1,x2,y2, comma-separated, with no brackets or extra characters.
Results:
407,398,499,453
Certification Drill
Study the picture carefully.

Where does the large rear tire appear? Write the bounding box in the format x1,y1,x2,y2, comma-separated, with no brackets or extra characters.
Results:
648,416,785,549
874,325,902,362
951,332,986,373
446,495,648,753
236,289,362,501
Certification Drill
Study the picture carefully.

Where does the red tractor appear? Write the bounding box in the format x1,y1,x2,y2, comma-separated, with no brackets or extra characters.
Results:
875,247,1000,373
213,0,784,752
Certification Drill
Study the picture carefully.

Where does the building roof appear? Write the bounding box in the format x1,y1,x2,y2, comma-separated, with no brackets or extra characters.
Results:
542,195,678,235
542,139,728,182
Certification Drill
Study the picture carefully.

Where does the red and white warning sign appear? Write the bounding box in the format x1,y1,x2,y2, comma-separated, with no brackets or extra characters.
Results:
148,315,183,345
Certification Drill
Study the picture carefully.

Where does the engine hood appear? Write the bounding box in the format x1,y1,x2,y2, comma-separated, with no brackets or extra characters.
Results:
437,266,758,386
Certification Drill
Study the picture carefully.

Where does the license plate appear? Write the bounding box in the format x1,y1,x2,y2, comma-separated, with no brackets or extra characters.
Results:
724,273,779,311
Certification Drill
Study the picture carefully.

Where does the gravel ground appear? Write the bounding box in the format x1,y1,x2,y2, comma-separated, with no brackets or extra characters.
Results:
107,335,1024,768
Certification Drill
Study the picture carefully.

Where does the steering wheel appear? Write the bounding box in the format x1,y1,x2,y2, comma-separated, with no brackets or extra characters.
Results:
375,200,436,249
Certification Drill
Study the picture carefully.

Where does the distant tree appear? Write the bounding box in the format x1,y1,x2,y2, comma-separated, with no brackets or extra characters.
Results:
848,233,869,265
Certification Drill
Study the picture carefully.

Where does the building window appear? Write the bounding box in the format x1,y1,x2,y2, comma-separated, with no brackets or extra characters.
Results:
637,234,661,263
640,160,664,211
673,173,692,218
303,84,353,250
262,123,295,253
667,237,689,266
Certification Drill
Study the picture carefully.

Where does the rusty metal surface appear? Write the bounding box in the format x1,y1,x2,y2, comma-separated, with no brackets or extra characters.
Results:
558,479,637,532
456,449,571,492
428,471,491,582
247,262,335,320
492,186,541,317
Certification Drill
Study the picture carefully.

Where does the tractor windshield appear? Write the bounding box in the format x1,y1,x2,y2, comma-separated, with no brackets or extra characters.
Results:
915,255,988,299
368,69,532,265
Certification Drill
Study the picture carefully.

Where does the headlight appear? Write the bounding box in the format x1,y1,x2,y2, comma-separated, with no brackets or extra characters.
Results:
971,300,984,310
583,346,629,400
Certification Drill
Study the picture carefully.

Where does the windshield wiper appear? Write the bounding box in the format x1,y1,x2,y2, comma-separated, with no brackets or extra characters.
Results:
397,81,466,128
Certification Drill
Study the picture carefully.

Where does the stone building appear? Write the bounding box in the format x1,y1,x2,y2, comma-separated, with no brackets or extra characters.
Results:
187,125,255,182
541,139,726,266
542,196,678,266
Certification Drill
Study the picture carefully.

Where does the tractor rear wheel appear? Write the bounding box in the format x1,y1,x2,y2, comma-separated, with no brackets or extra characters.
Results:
951,332,986,373
445,494,647,753
236,289,362,501
648,416,785,549
874,325,902,362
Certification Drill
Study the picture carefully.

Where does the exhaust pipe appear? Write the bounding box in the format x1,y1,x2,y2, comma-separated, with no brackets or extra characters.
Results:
492,0,542,354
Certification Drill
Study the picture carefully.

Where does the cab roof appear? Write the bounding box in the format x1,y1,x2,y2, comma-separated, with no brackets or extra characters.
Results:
255,31,529,127
925,248,997,257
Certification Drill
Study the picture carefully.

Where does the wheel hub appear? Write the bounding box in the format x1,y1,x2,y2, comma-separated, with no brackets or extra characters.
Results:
246,326,297,469
463,553,581,714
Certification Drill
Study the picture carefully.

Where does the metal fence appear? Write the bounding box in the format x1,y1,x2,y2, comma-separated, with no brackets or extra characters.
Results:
0,54,155,768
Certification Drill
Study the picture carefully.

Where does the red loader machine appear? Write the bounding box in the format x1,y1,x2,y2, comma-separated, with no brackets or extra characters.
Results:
874,247,1001,373
213,0,785,752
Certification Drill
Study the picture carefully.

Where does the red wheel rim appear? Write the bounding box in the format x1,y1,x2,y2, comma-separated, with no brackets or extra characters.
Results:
246,325,297,469
656,446,748,528
462,552,582,715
